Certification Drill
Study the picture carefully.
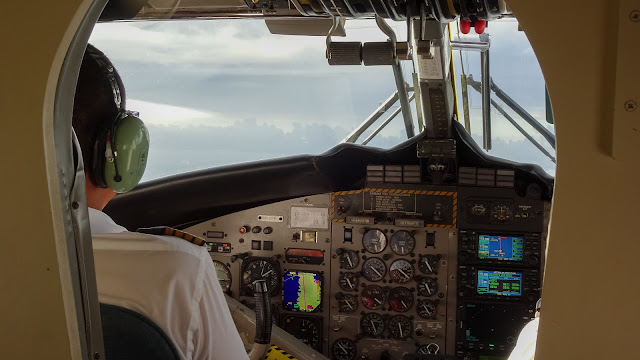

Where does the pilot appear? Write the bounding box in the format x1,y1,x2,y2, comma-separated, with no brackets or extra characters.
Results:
73,44,249,360
507,298,542,360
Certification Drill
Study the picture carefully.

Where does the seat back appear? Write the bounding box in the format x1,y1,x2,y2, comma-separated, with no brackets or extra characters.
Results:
100,303,181,360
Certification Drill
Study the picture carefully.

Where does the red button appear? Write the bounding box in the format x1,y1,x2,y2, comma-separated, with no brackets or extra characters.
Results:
474,20,487,34
460,20,471,34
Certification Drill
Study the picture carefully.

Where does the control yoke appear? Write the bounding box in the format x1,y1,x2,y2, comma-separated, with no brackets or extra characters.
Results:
248,279,272,360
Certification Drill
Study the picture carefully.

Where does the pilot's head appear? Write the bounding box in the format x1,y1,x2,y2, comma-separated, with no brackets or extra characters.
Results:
73,44,150,210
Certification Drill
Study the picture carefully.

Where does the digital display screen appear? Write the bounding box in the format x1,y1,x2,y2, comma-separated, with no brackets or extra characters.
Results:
464,303,529,345
477,270,522,296
478,235,524,261
283,271,322,312
206,231,225,239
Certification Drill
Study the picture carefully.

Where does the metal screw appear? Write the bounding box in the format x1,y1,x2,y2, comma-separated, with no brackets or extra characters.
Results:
631,10,640,22
625,100,637,112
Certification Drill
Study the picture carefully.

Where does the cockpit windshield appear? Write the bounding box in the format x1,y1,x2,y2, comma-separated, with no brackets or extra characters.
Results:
90,17,555,182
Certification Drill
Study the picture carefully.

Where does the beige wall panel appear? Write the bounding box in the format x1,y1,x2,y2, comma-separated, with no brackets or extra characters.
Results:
508,0,640,359
0,0,88,359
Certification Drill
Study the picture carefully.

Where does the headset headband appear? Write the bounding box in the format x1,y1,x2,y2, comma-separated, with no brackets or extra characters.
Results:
86,46,122,113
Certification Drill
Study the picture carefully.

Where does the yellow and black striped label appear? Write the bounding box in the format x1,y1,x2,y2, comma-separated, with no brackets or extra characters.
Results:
137,226,206,246
331,188,457,228
265,345,297,360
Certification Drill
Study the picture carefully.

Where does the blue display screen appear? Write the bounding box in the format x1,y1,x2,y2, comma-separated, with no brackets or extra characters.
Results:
283,271,322,312
478,235,524,261
477,270,522,296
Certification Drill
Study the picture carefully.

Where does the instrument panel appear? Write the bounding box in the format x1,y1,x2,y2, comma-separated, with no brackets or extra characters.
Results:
185,176,548,360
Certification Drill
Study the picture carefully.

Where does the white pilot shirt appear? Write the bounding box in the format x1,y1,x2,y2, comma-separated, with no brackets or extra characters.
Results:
507,317,539,360
90,208,249,360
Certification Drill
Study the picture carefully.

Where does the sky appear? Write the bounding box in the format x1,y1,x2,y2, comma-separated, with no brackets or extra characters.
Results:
89,18,556,181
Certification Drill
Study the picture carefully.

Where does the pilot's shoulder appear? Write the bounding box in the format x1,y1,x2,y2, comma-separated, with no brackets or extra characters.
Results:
135,226,210,255
92,226,208,258
137,226,206,247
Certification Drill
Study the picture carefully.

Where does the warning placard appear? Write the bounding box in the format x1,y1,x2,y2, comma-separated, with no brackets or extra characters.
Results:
363,191,416,213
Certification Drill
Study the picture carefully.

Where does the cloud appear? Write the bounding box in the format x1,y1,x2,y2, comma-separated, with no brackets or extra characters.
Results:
140,119,553,182
89,18,556,182
128,99,222,127
92,21,361,76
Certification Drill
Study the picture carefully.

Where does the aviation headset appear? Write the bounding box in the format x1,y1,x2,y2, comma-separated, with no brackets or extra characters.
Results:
86,45,150,193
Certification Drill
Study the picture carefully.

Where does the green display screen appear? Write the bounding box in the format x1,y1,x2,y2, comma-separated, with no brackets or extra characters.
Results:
283,271,322,312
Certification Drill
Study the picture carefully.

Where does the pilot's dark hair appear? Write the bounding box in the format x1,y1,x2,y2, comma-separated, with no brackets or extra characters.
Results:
72,43,126,177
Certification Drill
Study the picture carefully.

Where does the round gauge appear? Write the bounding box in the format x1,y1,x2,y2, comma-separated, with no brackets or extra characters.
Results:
240,258,280,296
417,277,438,297
361,285,386,310
362,229,387,254
281,316,322,351
337,293,358,313
390,231,416,255
339,272,359,292
332,338,356,360
212,260,232,292
362,257,387,282
339,250,360,270
417,343,440,355
417,299,437,319
389,259,414,284
361,312,385,337
418,254,441,275
389,315,412,340
491,203,513,224
388,287,414,312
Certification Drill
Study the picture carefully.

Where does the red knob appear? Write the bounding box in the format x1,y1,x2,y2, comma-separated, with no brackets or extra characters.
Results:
460,19,471,34
474,20,487,34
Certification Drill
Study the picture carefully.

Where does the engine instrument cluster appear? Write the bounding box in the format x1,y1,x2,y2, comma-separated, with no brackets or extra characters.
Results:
184,170,547,360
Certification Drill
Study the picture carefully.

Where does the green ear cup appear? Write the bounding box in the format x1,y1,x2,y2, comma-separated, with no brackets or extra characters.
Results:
104,115,150,193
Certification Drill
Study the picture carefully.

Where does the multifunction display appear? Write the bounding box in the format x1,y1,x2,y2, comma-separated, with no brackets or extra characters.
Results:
283,271,322,312
477,270,522,296
462,303,530,345
478,235,523,261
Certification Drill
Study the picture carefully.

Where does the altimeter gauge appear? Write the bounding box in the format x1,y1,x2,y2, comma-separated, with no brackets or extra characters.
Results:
240,257,280,296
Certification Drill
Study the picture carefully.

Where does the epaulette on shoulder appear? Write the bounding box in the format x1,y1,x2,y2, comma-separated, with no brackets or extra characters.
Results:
137,226,206,247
